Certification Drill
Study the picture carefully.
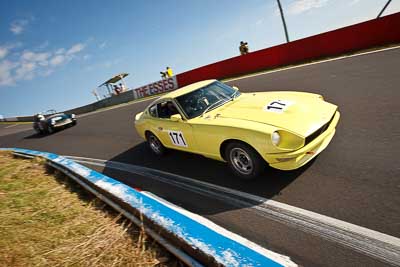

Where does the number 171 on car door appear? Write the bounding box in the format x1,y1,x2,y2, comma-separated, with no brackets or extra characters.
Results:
167,130,188,147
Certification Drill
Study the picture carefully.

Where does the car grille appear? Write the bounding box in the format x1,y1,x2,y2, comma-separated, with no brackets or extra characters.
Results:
305,114,335,146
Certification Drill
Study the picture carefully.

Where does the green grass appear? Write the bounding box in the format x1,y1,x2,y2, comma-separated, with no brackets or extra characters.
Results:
0,121,32,125
0,152,177,266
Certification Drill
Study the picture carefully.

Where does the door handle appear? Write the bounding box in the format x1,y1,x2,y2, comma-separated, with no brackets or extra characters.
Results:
157,127,163,131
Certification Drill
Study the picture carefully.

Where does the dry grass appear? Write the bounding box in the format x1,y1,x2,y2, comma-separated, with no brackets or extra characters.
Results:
0,151,180,267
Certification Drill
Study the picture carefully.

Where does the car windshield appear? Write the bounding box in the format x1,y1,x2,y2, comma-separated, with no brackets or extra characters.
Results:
47,113,65,119
175,81,240,119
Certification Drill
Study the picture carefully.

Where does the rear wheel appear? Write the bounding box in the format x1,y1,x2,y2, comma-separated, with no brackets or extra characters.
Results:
146,132,166,156
225,142,265,180
47,125,54,134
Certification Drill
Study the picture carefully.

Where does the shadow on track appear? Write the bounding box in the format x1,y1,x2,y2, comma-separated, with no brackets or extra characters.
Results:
23,133,48,139
103,142,312,215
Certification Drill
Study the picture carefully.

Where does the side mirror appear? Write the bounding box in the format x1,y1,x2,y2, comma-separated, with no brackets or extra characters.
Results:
232,86,239,91
170,114,182,122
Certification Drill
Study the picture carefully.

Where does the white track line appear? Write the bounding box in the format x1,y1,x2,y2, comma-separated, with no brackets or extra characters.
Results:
4,124,18,128
224,45,400,82
65,155,400,266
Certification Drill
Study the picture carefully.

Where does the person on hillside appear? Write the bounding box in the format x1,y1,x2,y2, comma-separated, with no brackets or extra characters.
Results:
239,41,249,55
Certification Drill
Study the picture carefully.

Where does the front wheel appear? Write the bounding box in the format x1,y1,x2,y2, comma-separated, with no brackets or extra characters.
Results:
146,132,166,156
225,142,265,180
33,126,43,134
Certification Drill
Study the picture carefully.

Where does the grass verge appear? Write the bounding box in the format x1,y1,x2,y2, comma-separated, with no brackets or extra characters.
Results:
0,151,179,267
0,122,32,125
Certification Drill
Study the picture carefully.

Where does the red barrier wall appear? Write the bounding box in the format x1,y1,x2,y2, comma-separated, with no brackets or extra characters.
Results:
177,12,400,87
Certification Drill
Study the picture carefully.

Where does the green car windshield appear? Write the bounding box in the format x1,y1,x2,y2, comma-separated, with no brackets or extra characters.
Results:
176,81,240,119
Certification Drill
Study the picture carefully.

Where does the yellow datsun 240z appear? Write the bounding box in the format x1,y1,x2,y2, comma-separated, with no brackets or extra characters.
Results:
135,80,340,179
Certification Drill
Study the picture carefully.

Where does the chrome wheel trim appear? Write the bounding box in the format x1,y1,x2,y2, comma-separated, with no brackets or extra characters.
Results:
229,147,253,175
149,135,162,154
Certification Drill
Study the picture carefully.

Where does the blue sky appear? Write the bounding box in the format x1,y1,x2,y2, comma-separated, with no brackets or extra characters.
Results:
0,0,399,117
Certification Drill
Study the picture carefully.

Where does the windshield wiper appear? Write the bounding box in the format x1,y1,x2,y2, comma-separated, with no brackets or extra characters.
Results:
201,97,230,117
230,90,240,101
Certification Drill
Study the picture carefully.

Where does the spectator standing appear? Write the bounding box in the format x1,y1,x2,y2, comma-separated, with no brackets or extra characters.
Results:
239,41,249,55
119,83,126,92
113,85,121,95
166,66,173,77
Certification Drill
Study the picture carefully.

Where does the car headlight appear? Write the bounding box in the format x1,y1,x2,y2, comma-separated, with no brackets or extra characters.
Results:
272,130,304,150
271,131,281,146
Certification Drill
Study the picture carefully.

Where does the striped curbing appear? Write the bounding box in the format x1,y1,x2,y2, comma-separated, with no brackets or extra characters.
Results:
2,148,297,267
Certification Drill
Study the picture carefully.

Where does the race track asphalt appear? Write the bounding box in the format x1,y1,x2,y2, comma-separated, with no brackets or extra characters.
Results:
1,47,399,266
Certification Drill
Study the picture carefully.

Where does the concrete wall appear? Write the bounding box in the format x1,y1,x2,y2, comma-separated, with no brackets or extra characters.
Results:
64,90,136,115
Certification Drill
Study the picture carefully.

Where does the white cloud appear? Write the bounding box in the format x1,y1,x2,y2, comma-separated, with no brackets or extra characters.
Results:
0,43,22,60
0,60,18,86
50,54,66,66
287,0,329,15
66,43,85,55
38,60,49,67
0,41,87,87
55,48,65,55
21,51,50,62
99,42,107,49
0,47,9,59
15,62,37,80
10,19,29,35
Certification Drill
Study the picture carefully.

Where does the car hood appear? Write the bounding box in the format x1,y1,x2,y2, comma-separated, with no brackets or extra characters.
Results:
212,92,337,137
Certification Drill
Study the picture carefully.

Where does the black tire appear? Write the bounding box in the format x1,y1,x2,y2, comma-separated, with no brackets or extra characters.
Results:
225,142,265,180
47,125,54,134
34,127,42,135
146,132,166,156
72,120,77,126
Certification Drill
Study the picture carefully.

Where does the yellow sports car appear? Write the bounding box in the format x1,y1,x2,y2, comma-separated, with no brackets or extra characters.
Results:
135,80,340,179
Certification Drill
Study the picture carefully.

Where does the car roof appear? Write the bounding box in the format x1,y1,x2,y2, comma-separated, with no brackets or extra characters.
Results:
161,79,216,99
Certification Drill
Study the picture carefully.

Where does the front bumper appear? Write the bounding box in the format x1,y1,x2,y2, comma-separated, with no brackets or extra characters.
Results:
53,118,75,128
265,111,340,171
